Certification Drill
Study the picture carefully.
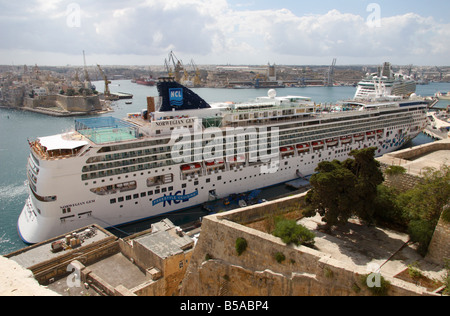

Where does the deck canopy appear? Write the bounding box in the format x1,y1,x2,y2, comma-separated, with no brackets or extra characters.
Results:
38,133,88,151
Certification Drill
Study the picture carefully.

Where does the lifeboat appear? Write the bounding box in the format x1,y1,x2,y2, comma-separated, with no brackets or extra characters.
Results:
296,143,310,149
206,159,225,167
366,131,376,138
312,141,324,148
326,138,338,147
377,129,384,137
228,155,245,163
354,133,364,141
280,146,294,153
296,143,310,153
181,163,202,171
340,136,352,144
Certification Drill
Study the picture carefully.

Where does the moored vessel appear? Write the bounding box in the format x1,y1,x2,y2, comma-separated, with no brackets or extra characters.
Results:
18,77,428,244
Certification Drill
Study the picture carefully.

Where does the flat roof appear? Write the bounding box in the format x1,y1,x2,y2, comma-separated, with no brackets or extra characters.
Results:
134,219,194,259
7,225,112,269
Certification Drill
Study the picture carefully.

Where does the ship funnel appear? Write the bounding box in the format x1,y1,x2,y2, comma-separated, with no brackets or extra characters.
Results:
157,77,211,112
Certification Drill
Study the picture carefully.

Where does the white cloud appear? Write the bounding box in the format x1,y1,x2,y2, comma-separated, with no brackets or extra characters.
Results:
0,1,449,65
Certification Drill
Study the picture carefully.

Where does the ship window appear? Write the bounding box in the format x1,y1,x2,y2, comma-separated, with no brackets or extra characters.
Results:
148,191,153,196
141,192,146,197
110,199,116,204
133,194,139,199
126,195,132,201
118,197,124,202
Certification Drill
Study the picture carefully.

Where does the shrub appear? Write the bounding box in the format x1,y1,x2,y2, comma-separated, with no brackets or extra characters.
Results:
362,274,391,296
272,217,315,246
235,237,248,256
407,262,423,280
407,219,436,256
274,252,285,263
442,207,450,224
385,165,407,176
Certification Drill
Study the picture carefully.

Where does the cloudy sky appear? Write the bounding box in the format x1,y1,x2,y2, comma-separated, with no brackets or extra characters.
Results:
0,0,449,66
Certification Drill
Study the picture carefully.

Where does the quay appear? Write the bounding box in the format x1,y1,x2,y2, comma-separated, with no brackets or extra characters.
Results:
423,112,450,140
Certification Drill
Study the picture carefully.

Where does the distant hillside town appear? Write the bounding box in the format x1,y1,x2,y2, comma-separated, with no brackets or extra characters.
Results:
1,61,449,114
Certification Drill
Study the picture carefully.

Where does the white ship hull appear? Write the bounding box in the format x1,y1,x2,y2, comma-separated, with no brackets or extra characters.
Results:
17,130,423,244
17,79,428,244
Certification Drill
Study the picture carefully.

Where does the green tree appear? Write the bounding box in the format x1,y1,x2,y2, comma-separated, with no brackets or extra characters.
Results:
305,148,383,227
399,166,450,255
305,160,357,227
346,147,385,224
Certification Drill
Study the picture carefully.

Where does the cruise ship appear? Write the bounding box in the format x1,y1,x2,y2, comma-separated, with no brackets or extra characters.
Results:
354,62,417,100
18,78,428,244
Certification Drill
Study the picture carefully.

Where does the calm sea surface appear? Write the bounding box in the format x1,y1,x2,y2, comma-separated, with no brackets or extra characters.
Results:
1,80,449,254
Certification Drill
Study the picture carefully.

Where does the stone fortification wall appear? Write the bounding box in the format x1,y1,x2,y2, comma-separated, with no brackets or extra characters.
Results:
24,94,101,112
427,210,450,264
379,163,421,192
181,193,433,296
58,94,101,112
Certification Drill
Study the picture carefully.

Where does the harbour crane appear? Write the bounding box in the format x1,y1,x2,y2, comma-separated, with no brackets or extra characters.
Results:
83,50,93,89
190,59,202,87
97,64,114,100
164,51,184,82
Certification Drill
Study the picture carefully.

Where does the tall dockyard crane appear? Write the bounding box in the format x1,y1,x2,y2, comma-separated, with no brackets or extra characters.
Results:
165,51,184,82
97,64,112,100
83,50,93,89
190,59,202,87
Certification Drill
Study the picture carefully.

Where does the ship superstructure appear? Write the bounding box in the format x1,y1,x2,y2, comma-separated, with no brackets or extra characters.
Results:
18,78,428,243
355,62,416,100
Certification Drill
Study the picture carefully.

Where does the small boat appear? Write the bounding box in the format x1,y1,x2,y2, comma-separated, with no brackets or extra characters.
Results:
340,136,352,144
296,143,310,153
436,92,450,100
205,160,225,168
181,163,202,171
354,133,364,141
312,141,324,147
280,146,294,153
326,138,338,146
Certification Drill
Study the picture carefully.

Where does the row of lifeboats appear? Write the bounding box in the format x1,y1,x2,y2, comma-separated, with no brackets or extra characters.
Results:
280,130,384,154
181,130,385,171
181,155,246,172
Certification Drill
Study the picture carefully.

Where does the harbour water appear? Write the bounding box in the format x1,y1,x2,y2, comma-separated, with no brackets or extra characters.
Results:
1,80,448,255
